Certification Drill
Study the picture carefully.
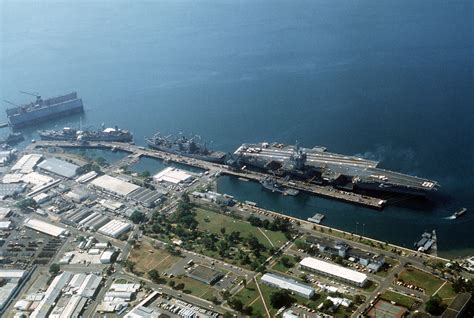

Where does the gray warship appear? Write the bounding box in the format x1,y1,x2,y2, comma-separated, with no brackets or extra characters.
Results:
259,176,300,196
145,132,226,163
38,124,133,143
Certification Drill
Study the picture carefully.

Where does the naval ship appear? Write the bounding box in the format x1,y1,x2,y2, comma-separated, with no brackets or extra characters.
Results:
0,133,24,146
38,125,133,143
260,176,300,196
145,132,226,163
5,92,84,129
233,142,438,196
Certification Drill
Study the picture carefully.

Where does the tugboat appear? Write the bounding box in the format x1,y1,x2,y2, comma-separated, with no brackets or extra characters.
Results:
259,176,299,196
450,208,467,219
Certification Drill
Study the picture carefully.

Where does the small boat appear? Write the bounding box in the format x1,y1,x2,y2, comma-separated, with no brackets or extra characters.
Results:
450,208,467,219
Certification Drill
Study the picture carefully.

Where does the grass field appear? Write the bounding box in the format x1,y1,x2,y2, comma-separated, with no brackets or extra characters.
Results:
398,267,448,296
194,207,288,248
128,238,182,274
436,282,457,300
172,276,216,301
380,290,418,309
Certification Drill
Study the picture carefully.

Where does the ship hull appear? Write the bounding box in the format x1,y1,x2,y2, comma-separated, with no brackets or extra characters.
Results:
7,93,84,129
39,134,132,143
147,143,225,163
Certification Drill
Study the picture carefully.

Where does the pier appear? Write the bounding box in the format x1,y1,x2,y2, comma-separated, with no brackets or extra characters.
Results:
27,140,386,209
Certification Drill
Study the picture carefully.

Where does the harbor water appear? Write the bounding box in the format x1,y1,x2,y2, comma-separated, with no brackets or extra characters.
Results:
1,0,473,257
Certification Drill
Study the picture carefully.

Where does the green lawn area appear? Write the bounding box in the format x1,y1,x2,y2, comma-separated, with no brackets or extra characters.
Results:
271,255,299,275
194,207,288,248
173,276,216,301
380,290,418,309
436,282,457,300
399,267,445,296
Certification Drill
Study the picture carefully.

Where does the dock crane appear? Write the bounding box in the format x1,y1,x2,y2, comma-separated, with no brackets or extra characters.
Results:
3,100,21,107
19,91,41,98
19,91,43,106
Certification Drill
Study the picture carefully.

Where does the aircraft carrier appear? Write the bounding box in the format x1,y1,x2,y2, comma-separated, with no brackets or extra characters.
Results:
5,92,84,129
233,142,438,195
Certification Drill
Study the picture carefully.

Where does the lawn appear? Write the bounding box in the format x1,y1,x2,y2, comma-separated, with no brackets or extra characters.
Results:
128,238,182,274
380,290,418,309
172,275,216,301
194,207,288,248
398,267,445,296
436,282,457,300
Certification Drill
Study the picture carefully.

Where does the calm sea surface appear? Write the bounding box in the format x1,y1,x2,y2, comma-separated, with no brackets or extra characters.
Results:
1,0,473,257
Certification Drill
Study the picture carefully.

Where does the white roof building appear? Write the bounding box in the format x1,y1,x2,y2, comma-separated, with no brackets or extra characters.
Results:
153,167,192,184
30,272,74,318
37,157,79,178
98,220,132,238
261,273,315,298
11,154,43,174
21,172,54,187
100,250,115,264
90,175,140,197
300,257,368,287
0,221,12,230
0,207,12,219
24,218,67,237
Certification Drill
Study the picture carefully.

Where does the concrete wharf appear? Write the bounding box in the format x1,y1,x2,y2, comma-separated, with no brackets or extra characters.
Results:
27,141,386,209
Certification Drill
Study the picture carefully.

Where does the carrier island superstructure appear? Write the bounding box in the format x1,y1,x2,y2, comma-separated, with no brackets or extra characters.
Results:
233,142,438,196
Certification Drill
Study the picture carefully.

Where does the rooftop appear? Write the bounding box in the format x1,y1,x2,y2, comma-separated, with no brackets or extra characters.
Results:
90,175,140,197
37,157,79,178
300,257,367,284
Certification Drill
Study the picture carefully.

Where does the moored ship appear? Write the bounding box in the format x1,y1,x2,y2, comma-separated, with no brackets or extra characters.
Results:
5,92,84,129
38,125,133,143
259,176,300,196
145,132,226,163
233,142,438,196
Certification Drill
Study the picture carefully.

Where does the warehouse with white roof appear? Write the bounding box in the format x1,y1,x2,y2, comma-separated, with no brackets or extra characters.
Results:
90,175,140,197
98,220,132,238
299,257,368,287
153,167,192,184
37,157,79,178
11,154,43,174
261,273,315,298
24,218,67,237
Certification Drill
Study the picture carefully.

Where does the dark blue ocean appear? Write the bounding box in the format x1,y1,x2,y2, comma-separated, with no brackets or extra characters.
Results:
1,0,473,257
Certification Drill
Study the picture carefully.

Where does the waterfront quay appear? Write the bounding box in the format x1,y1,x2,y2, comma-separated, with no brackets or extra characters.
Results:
28,140,385,209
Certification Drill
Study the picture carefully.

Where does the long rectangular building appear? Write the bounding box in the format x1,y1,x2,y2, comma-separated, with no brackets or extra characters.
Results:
261,273,315,299
299,257,367,287
24,218,67,237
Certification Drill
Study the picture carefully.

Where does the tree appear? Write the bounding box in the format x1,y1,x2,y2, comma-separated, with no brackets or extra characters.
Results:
16,198,37,211
425,295,445,315
321,299,334,311
130,210,146,224
49,263,60,276
242,278,247,288
280,256,293,268
140,170,151,178
148,269,160,282
220,227,226,235
168,280,175,288
270,290,295,309
228,298,243,312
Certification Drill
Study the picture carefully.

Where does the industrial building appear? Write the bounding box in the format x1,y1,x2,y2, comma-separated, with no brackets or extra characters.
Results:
191,191,235,206
0,207,12,219
261,273,315,299
127,186,166,207
299,257,368,287
187,265,224,285
98,219,132,238
0,150,14,166
37,157,79,178
306,235,385,272
11,154,43,174
153,167,192,184
24,218,67,237
30,272,74,318
0,183,26,198
90,175,140,197
0,270,28,314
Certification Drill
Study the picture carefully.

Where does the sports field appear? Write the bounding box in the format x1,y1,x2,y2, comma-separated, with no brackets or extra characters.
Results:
367,299,407,318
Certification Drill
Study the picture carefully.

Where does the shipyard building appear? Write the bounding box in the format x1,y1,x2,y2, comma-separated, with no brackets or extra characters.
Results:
300,257,368,287
261,273,315,299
